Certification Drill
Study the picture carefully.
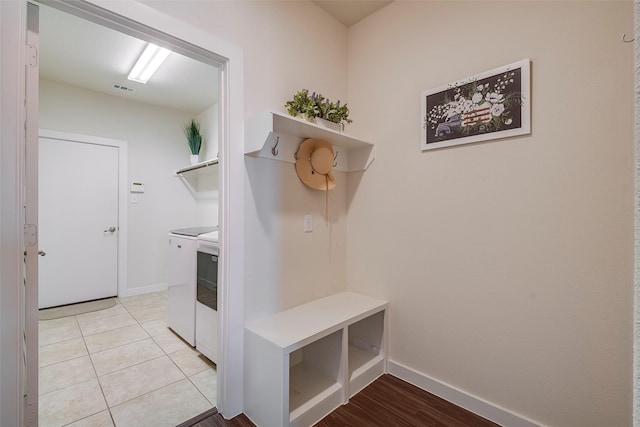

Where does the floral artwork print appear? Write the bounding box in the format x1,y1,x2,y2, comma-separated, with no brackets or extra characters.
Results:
421,59,530,151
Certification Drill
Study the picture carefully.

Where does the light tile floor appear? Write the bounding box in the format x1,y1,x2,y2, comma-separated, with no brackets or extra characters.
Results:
38,291,217,427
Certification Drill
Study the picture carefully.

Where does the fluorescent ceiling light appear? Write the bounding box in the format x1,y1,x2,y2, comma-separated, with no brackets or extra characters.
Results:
128,43,171,84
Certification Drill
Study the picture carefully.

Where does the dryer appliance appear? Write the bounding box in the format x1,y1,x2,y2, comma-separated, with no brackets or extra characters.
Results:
196,230,219,363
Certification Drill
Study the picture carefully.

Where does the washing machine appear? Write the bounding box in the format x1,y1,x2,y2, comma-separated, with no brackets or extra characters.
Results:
167,227,215,346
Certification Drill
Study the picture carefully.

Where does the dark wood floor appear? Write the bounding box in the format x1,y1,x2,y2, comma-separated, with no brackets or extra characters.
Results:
182,374,500,427
178,409,254,427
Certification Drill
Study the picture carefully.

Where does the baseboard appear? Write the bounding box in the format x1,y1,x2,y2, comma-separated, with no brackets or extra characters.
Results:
387,360,542,427
119,283,168,298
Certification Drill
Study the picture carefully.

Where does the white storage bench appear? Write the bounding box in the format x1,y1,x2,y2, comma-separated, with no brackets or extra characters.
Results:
244,292,388,427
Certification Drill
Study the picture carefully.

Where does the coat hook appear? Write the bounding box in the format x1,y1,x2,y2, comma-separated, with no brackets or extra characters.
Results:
622,33,634,43
272,136,280,156
333,150,338,167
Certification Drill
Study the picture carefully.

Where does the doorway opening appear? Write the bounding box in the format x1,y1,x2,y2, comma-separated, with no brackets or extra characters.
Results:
24,0,245,425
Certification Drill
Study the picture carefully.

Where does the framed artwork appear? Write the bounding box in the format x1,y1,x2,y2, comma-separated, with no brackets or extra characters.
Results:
421,59,530,151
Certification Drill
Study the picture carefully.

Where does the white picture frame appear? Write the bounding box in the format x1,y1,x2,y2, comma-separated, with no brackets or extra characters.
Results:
421,59,531,151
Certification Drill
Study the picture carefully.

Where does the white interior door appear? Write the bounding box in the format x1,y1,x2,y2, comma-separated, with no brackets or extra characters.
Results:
38,136,119,308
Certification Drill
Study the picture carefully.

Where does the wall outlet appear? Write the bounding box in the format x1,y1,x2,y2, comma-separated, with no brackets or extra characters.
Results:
304,215,312,233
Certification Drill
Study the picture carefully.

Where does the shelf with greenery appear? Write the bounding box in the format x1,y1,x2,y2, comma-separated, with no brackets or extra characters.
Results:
284,89,352,131
245,111,375,173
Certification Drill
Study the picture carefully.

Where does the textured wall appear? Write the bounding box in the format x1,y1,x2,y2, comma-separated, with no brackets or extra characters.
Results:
143,1,351,321
347,1,633,425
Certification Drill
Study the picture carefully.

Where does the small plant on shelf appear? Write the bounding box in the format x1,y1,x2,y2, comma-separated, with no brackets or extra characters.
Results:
285,89,353,130
183,118,202,155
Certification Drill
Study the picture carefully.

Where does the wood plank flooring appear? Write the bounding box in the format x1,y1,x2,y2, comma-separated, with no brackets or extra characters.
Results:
179,409,254,427
184,374,501,427
316,374,500,427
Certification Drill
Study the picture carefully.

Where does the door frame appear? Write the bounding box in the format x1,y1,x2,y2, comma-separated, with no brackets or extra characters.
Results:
39,129,128,302
37,0,247,419
2,0,246,423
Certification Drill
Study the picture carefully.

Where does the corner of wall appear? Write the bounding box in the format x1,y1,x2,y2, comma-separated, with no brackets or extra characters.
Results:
633,1,640,424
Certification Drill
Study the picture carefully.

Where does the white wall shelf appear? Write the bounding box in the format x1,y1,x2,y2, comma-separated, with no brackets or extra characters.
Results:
244,111,375,172
175,157,219,176
244,292,387,427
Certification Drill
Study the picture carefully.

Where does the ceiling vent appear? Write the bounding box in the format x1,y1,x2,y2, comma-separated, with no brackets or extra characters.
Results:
112,83,135,94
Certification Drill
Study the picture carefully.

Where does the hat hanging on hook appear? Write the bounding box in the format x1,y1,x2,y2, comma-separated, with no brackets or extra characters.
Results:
295,139,336,191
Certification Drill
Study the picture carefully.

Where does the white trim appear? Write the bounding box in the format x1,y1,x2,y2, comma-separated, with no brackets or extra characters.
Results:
119,283,168,298
388,360,543,427
217,36,246,419
1,2,28,425
24,5,40,424
39,129,129,301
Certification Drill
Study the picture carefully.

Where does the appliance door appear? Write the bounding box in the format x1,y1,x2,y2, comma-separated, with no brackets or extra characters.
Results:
167,234,197,346
196,249,218,362
196,251,218,310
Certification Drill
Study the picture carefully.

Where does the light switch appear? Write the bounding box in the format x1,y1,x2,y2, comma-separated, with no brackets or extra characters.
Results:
304,215,312,233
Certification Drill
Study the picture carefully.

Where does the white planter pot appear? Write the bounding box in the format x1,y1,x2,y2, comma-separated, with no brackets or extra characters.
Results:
316,118,342,132
190,154,200,165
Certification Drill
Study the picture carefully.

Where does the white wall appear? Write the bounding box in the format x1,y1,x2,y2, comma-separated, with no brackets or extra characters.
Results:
143,1,350,320
199,103,219,162
142,1,348,119
347,1,633,426
195,103,220,226
39,79,216,294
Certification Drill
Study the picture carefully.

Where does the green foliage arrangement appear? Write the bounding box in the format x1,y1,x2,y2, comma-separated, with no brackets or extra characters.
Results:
285,89,353,130
183,119,202,155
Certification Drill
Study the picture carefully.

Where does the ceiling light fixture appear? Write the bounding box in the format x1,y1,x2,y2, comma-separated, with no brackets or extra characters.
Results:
128,43,171,84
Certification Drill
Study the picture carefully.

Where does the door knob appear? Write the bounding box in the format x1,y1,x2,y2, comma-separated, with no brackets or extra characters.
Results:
23,250,46,256
104,226,116,233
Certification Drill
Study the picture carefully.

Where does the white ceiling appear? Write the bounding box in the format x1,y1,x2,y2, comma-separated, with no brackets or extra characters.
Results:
39,5,219,115
39,1,391,114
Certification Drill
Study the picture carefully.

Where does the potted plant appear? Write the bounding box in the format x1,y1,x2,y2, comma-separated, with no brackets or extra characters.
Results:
183,119,202,164
285,89,353,131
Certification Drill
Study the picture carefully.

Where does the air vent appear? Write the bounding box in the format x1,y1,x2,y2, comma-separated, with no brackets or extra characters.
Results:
112,83,135,93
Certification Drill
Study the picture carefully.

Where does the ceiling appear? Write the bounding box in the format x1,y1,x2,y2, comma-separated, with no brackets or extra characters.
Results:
39,1,391,114
311,0,393,27
39,5,219,114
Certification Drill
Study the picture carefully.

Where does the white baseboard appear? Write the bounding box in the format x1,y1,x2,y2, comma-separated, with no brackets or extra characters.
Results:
119,283,168,298
387,360,542,427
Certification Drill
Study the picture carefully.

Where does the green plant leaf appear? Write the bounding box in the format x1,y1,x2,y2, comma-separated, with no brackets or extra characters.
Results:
183,119,202,154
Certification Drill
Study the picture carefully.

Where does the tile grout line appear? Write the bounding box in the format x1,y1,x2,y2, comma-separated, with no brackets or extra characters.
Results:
77,311,118,427
40,291,216,426
100,293,193,417
127,293,217,409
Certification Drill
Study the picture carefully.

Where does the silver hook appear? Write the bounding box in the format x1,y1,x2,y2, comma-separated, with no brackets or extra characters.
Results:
622,33,634,43
333,150,338,167
271,136,279,156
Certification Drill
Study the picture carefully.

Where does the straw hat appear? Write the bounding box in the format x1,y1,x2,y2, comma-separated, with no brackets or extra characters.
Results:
295,139,336,191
